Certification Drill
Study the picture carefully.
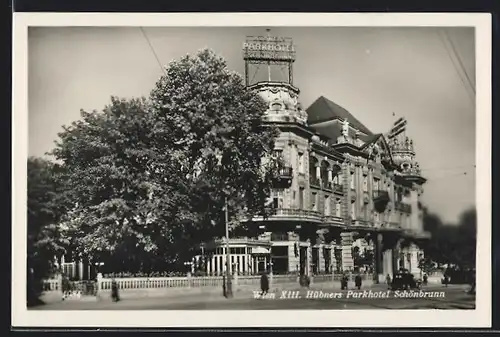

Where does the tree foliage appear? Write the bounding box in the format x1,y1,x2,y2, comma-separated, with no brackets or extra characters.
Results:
27,157,67,305
421,207,477,270
51,49,279,273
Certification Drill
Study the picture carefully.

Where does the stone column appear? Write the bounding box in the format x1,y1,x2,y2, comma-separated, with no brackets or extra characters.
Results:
410,188,420,232
328,169,333,184
409,244,421,276
356,165,363,214
318,244,325,273
342,162,351,224
288,240,299,274
330,242,336,275
382,249,393,277
340,232,354,271
78,261,84,281
306,239,312,276
374,233,383,283
367,169,374,222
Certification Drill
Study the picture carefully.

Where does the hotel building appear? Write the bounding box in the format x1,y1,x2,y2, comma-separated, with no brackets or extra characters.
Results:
198,34,431,282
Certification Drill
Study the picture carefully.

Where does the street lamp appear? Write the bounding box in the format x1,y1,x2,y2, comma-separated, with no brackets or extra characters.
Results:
224,195,233,297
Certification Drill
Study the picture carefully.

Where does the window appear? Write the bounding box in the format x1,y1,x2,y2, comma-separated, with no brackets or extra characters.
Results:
292,190,297,208
230,247,245,254
335,199,342,217
324,195,330,215
299,188,304,209
311,192,318,211
298,152,304,174
273,149,283,160
272,189,284,209
363,175,368,192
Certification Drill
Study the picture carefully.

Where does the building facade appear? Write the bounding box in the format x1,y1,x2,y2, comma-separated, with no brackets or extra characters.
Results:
199,34,430,281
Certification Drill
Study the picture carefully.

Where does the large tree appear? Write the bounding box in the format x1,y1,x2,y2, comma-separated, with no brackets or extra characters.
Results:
27,157,67,305
52,49,279,272
421,207,477,270
148,48,279,245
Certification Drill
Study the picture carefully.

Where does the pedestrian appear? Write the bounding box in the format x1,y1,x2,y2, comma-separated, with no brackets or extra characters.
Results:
111,278,120,302
260,271,269,296
423,274,428,286
468,272,476,295
355,273,362,290
443,274,449,288
385,274,392,289
341,272,348,290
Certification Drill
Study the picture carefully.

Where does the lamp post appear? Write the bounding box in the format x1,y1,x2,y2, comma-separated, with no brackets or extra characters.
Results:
224,195,233,297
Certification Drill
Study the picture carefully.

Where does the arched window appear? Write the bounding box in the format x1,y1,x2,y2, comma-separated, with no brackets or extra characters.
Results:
309,157,319,186
335,199,342,217
320,160,330,184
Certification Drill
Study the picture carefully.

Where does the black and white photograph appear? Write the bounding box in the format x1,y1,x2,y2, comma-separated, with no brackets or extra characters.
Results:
13,13,491,328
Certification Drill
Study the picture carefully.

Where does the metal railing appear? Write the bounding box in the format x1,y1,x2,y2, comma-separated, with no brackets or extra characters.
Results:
309,176,321,187
278,166,293,178
323,215,345,224
271,208,323,220
373,190,389,199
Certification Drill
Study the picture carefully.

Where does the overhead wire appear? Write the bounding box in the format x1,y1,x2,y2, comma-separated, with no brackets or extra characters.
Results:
140,27,168,76
442,29,475,95
436,28,475,104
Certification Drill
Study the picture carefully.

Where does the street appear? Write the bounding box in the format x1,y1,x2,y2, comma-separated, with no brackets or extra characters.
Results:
32,284,475,310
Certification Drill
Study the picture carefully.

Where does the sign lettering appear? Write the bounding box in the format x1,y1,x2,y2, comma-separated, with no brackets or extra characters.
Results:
243,36,296,62
243,42,295,52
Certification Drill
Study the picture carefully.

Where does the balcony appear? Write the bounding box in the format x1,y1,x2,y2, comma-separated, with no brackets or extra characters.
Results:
323,215,345,225
373,190,389,200
309,176,321,188
379,222,402,231
254,208,323,223
373,189,390,213
395,201,412,213
351,219,375,229
333,183,343,193
272,166,293,187
323,182,344,193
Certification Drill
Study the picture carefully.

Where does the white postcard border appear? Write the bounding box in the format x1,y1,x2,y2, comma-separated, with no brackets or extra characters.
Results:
12,12,492,328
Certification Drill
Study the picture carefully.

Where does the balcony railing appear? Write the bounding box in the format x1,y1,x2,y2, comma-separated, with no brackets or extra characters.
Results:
264,208,323,222
352,219,375,228
278,166,293,179
333,183,343,192
323,215,344,225
272,166,293,187
395,202,412,213
309,176,321,187
373,190,389,199
321,181,344,193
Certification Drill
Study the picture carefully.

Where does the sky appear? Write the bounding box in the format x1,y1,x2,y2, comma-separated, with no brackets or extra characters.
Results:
28,26,476,224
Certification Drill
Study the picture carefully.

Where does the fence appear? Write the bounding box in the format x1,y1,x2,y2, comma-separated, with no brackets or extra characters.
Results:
43,273,374,295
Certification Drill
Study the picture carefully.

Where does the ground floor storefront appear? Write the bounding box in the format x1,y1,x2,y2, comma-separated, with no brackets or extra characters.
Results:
195,227,426,280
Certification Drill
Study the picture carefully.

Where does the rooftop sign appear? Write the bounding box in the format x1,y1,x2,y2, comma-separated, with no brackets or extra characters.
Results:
243,36,296,63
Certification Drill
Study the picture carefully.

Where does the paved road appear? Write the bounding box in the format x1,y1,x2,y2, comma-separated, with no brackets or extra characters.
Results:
33,284,474,310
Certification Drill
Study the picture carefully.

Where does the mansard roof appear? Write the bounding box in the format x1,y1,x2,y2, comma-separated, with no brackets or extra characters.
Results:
306,96,373,136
